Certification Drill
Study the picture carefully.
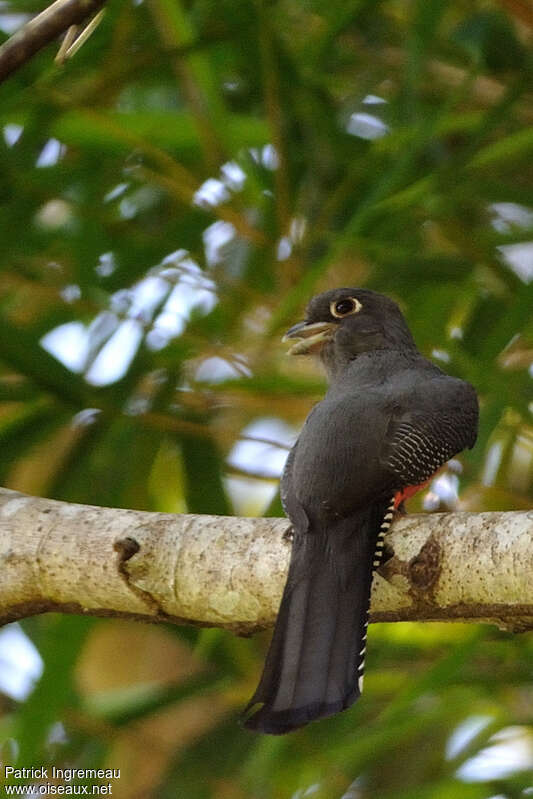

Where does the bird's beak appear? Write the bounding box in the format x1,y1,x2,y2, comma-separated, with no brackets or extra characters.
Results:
282,320,336,356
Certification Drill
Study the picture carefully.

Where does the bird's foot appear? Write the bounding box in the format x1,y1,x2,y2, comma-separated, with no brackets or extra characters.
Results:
283,525,294,543
394,501,407,517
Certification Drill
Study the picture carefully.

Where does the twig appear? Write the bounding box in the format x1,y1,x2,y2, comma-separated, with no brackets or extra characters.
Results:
0,0,108,85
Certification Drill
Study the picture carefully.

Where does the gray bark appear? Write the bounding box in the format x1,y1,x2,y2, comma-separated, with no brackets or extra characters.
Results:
0,487,532,634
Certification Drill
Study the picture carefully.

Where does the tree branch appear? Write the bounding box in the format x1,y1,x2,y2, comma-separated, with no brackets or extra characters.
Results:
0,487,532,635
0,0,107,85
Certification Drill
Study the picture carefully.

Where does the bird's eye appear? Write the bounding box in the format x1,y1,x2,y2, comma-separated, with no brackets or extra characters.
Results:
330,297,362,318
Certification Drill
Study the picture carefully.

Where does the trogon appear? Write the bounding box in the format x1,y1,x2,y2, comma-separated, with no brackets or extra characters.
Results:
244,288,478,735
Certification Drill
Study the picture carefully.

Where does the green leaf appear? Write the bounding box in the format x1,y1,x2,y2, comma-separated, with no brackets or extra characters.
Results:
0,315,88,407
84,673,228,726
180,434,232,515
53,110,269,156
472,127,533,168
15,616,93,764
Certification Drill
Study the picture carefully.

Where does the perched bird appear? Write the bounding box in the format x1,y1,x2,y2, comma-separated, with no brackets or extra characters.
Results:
244,288,478,735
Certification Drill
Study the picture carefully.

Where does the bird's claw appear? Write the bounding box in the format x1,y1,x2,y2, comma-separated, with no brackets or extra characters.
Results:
283,525,294,543
394,501,407,517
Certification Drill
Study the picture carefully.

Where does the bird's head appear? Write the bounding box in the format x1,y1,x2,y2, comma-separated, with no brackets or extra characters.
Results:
283,288,416,376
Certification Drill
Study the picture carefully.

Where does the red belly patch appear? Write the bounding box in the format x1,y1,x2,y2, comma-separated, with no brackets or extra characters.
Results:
393,479,431,509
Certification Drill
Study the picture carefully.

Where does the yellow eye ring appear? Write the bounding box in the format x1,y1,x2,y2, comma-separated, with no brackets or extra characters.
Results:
330,297,362,318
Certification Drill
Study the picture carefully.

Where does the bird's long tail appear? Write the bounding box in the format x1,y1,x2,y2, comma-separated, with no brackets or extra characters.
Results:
243,498,394,734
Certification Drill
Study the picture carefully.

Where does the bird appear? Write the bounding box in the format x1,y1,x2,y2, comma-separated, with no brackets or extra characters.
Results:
243,287,478,735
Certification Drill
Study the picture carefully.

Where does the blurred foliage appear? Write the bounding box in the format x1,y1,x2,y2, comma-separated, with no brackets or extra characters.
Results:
0,0,532,796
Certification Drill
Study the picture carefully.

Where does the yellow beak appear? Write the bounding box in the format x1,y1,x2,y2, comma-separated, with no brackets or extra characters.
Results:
282,321,336,355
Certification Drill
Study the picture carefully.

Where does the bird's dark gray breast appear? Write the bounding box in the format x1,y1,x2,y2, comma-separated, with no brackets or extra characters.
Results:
283,390,393,526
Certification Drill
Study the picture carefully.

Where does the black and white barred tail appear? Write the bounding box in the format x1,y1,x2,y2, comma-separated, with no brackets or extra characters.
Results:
357,495,395,693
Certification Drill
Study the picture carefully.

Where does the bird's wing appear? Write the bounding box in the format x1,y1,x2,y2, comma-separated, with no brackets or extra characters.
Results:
381,376,478,488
